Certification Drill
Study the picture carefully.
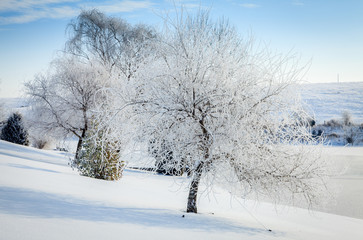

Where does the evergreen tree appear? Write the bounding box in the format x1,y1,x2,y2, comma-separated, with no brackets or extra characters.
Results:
1,113,29,146
73,119,125,180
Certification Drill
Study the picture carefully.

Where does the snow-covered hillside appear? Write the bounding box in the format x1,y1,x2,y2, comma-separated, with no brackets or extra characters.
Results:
0,98,29,120
0,140,362,240
300,82,363,124
2,82,363,125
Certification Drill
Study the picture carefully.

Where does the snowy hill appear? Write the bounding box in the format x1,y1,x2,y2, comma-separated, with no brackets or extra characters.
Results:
300,82,363,124
0,140,363,240
0,97,29,114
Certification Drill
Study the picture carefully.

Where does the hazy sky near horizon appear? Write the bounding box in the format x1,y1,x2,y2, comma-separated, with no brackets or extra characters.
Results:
0,0,362,98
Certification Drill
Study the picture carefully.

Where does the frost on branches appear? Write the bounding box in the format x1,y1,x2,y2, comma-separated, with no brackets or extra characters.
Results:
25,57,109,159
128,11,328,213
66,9,156,78
25,9,155,160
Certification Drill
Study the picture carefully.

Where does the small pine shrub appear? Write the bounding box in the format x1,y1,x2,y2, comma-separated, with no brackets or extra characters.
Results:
0,112,29,146
73,121,125,180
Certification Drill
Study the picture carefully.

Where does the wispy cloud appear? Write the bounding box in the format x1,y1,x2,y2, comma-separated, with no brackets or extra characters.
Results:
0,0,80,12
0,5,78,24
163,0,207,11
239,3,260,9
0,0,154,25
292,0,304,6
91,1,154,14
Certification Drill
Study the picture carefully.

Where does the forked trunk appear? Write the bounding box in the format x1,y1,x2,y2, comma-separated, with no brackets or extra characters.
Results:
187,117,210,213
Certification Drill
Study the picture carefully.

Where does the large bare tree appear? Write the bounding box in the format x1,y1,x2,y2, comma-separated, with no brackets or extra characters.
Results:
129,11,328,213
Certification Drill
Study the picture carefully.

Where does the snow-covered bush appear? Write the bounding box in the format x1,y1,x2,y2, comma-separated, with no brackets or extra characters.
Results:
341,110,353,126
28,129,54,149
1,112,29,146
31,138,49,149
72,120,125,180
325,119,342,128
343,126,360,145
311,111,363,146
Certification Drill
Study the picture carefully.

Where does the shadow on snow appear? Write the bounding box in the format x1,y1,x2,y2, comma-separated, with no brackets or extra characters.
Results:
0,187,268,235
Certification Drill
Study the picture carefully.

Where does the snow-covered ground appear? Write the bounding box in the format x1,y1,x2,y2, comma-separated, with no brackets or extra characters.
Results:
1,83,363,239
1,140,363,240
314,147,363,219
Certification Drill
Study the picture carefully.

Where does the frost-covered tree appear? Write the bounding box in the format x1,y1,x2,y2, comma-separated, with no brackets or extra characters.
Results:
1,112,29,146
25,9,155,161
25,56,108,159
66,9,156,80
130,11,328,213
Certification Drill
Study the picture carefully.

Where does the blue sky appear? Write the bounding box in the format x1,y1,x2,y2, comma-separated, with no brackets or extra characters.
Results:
0,0,362,98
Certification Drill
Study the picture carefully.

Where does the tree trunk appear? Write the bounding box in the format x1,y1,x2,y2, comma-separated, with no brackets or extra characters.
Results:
187,162,204,213
186,118,210,213
75,128,86,160
75,109,88,160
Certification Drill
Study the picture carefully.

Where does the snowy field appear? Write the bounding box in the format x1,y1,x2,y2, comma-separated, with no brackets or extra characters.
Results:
300,82,363,123
1,140,363,240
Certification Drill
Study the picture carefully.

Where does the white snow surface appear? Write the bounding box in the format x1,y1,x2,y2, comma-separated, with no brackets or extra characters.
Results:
300,82,363,124
0,140,362,240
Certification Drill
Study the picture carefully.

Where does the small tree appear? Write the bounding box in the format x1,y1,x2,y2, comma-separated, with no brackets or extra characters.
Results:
1,112,29,146
25,56,108,159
